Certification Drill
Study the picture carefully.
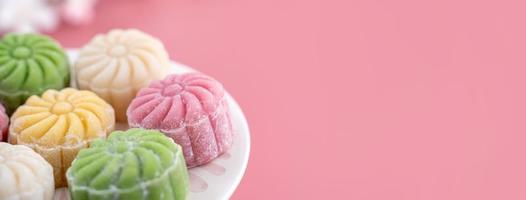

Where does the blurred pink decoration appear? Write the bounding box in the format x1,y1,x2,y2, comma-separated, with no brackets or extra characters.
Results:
0,104,8,142
59,0,98,26
0,0,98,33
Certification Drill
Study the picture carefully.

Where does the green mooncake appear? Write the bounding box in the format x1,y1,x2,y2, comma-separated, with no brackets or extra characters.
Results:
66,128,189,200
0,33,70,114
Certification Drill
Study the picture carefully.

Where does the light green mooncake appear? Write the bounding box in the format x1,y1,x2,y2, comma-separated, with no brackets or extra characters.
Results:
66,128,189,200
0,33,70,114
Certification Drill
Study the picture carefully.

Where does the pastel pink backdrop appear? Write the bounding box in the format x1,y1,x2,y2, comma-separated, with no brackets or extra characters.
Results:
50,0,526,199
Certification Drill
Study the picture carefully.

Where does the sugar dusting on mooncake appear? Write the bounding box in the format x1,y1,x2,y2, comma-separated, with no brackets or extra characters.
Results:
127,73,233,167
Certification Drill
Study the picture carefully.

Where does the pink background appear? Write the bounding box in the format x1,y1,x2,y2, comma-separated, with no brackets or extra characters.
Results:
51,0,526,199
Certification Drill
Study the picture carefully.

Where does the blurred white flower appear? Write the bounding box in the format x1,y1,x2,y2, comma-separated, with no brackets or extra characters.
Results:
0,0,58,33
0,0,98,33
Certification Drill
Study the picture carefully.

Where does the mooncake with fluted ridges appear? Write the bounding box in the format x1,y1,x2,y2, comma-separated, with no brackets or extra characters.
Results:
74,29,170,122
0,33,70,114
127,73,233,167
8,88,115,187
0,142,54,200
0,104,8,141
67,128,188,200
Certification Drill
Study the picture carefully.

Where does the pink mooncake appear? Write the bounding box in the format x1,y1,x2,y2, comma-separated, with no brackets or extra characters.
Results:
127,73,233,167
0,104,8,142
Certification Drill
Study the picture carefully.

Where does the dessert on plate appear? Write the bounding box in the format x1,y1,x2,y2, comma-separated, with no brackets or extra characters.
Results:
127,73,233,167
74,29,171,122
9,88,115,187
0,28,246,199
67,128,188,200
0,142,54,200
0,33,70,114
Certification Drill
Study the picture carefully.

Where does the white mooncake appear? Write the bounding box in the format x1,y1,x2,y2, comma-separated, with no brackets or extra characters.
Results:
0,142,54,200
74,29,171,122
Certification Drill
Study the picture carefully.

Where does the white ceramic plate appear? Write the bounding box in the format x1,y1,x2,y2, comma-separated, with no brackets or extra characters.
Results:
53,51,251,200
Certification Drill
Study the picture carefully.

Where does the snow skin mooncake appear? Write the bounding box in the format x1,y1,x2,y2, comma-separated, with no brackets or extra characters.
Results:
0,33,70,114
67,128,188,200
8,88,115,187
0,142,54,200
74,29,171,122
127,73,233,167
0,103,8,141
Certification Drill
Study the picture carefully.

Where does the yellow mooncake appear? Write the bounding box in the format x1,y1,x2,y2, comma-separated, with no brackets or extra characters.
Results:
8,88,115,187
